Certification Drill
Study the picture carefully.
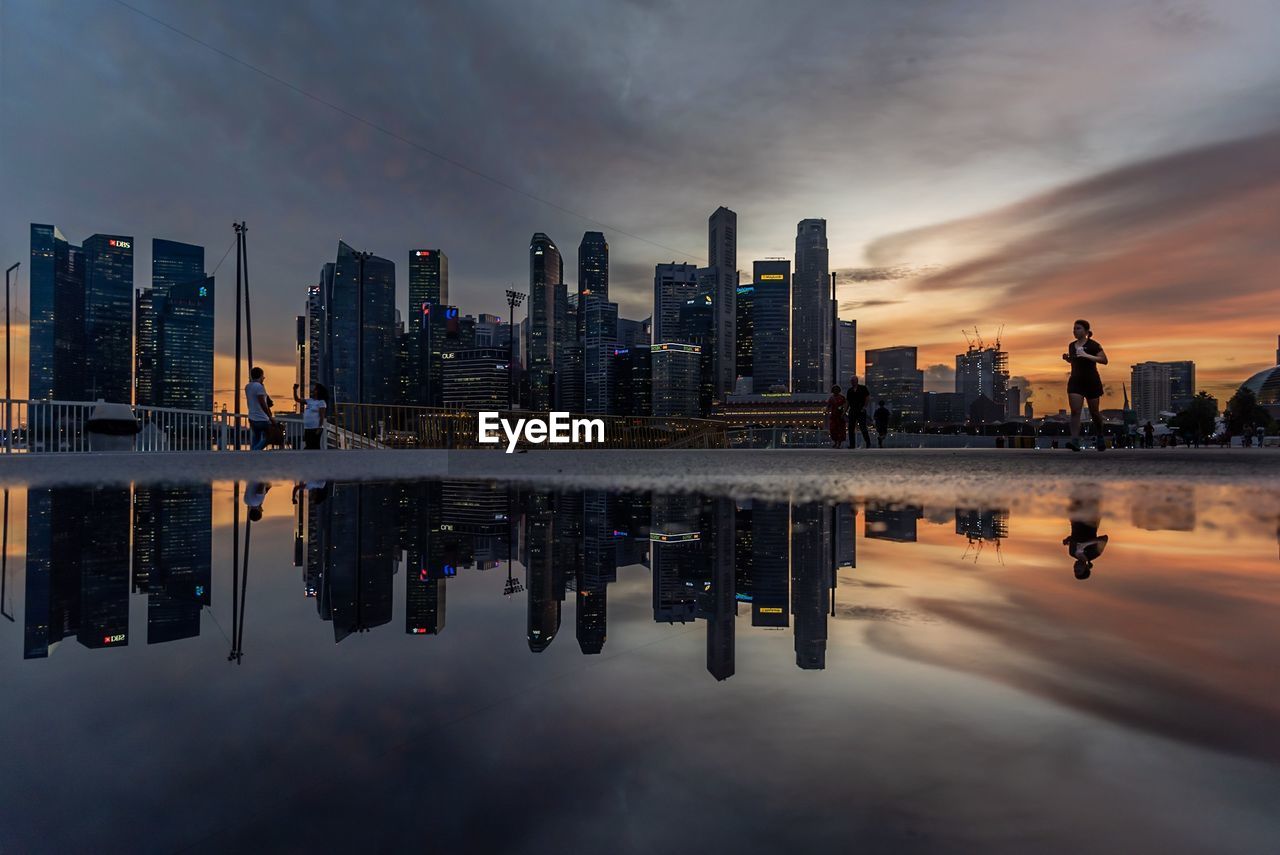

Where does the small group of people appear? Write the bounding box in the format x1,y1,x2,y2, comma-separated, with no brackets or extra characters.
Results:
825,377,891,449
244,367,329,450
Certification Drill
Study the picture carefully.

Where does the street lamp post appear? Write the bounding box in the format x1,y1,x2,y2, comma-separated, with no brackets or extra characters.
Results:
352,250,374,404
5,262,20,454
505,288,526,410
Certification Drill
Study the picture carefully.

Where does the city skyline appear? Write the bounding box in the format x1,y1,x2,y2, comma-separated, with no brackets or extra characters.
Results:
3,2,1279,410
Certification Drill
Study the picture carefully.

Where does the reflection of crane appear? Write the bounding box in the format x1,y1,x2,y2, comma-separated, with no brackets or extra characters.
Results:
961,534,1004,565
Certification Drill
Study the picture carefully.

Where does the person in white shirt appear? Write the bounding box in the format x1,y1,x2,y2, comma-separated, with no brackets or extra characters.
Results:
293,382,328,449
244,366,275,450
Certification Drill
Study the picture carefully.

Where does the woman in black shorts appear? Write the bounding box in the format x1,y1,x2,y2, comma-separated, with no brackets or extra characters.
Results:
1062,319,1108,451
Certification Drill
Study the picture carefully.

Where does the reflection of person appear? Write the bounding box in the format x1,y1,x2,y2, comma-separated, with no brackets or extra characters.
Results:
1061,319,1108,453
1143,421,1155,449
1063,488,1108,579
873,400,890,448
245,481,270,522
845,376,872,449
825,385,847,448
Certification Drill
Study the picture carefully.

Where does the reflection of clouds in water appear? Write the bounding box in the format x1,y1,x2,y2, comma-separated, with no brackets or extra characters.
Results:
835,604,935,624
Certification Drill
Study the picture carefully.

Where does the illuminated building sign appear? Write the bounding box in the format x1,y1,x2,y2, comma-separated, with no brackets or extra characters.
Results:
198,286,208,297
650,532,701,543
102,633,127,644
414,250,432,257
735,592,753,602
444,308,458,319
651,343,700,354
758,606,784,614
108,239,131,249
759,273,784,281
410,627,428,634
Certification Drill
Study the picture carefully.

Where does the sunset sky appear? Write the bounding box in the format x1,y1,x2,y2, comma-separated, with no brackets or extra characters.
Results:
1,0,1278,412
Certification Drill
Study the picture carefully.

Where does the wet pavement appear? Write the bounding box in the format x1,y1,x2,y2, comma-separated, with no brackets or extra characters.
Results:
0,476,1277,853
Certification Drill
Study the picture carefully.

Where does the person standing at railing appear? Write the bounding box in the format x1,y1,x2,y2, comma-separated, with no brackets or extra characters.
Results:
294,382,328,450
245,367,275,451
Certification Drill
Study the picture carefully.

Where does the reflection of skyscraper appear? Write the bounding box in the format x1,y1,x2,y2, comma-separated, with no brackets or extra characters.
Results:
835,503,856,568
326,484,396,641
751,502,789,627
651,495,701,623
134,486,212,644
524,494,561,651
576,491,617,654
705,498,736,681
57,488,132,650
791,503,829,670
955,508,1010,543
865,502,923,542
24,489,83,658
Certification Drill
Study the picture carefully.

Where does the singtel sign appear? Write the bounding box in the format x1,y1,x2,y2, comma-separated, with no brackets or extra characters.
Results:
478,412,605,453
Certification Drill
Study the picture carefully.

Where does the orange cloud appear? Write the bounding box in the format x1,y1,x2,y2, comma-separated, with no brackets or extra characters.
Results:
854,130,1280,413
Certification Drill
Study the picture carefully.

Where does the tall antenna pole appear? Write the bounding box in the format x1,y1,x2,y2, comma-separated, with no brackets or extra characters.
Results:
241,222,253,369
830,271,838,388
233,223,243,449
5,262,19,455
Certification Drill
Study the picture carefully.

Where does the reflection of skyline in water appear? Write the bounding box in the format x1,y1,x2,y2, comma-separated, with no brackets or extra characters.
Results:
10,480,1276,678
5,480,1280,853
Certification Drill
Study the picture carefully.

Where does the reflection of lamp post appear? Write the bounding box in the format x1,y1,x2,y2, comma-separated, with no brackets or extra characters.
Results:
504,502,523,597
352,250,374,404
5,262,20,454
505,289,525,410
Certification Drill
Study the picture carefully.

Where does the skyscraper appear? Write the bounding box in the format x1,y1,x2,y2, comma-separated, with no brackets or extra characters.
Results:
751,260,792,393
409,249,448,311
956,342,1009,422
582,295,618,414
651,343,701,417
652,262,698,345
138,239,213,410
527,233,562,411
836,319,857,386
735,284,754,390
1131,361,1173,422
1164,361,1196,412
865,346,923,424
330,241,397,403
707,207,738,398
577,232,608,337
82,234,135,402
29,225,134,403
792,219,830,393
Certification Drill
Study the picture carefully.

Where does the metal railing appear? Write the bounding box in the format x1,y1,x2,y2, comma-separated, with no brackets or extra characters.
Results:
0,399,729,452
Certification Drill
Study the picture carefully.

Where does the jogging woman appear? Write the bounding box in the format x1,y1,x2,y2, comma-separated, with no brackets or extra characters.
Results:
1062,319,1108,452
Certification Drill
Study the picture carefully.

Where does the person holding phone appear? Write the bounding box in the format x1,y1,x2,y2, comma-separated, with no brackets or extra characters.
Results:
1062,319,1108,452
293,382,328,450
